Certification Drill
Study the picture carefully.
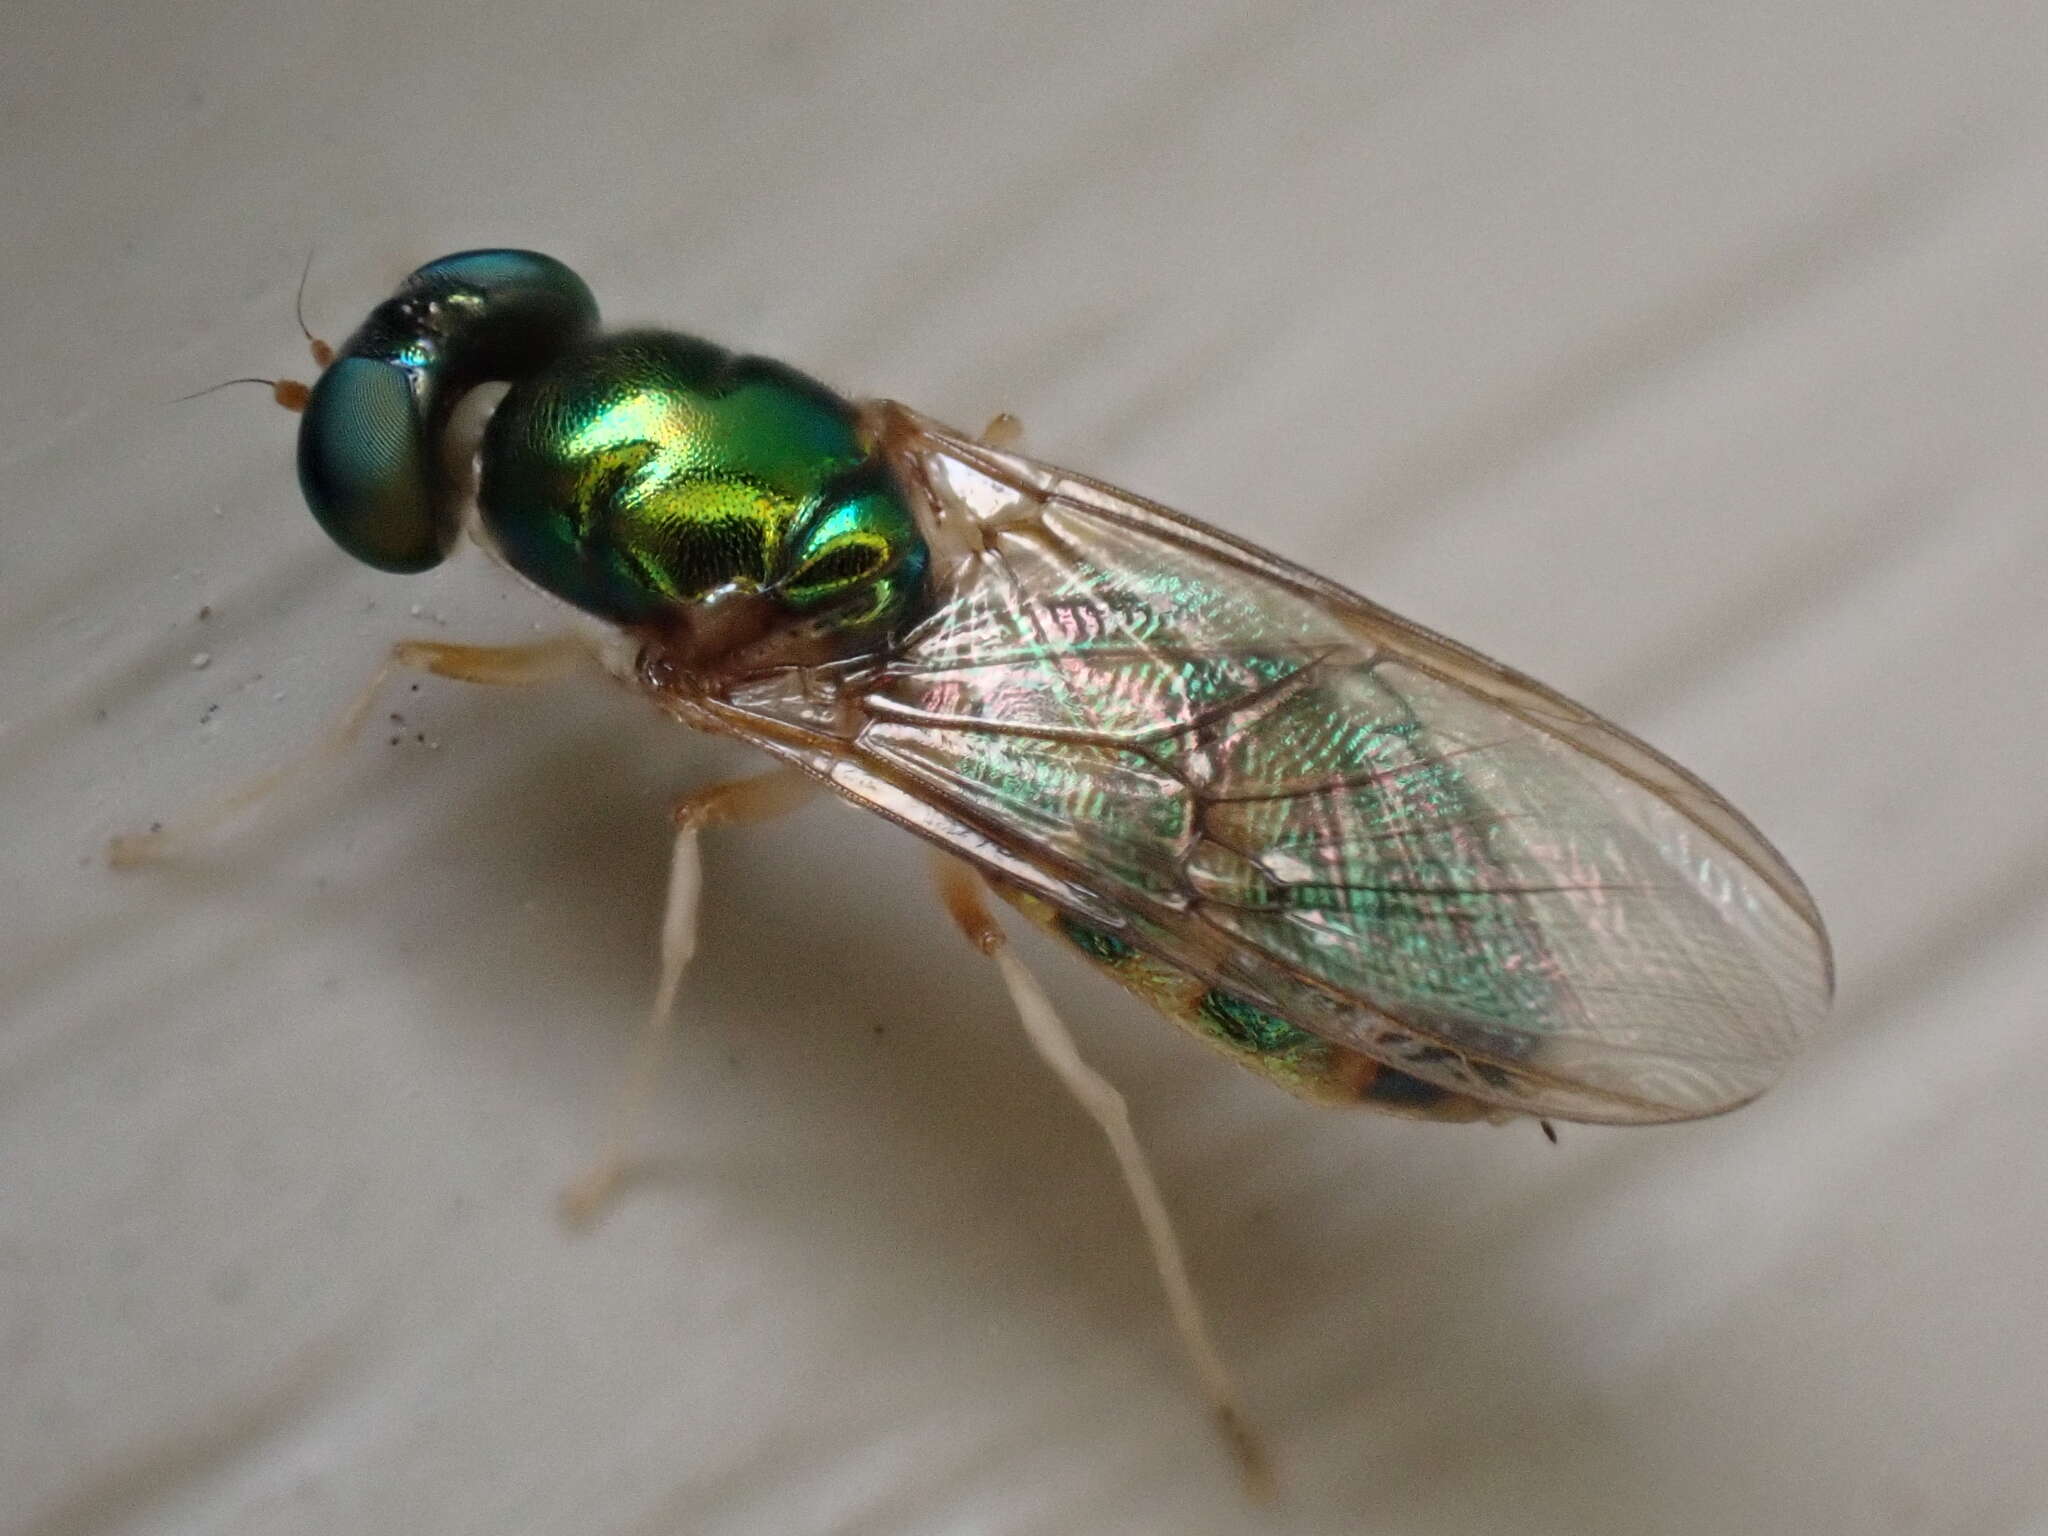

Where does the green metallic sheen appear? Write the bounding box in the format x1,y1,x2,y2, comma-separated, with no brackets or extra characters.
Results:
298,250,599,572
884,541,1569,1072
478,330,927,642
1056,913,1138,963
1198,989,1316,1054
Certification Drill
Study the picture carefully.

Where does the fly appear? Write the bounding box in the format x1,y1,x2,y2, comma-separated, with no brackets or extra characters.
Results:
114,250,1834,1492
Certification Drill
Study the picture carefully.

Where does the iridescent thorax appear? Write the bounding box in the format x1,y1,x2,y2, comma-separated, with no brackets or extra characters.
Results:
480,331,927,669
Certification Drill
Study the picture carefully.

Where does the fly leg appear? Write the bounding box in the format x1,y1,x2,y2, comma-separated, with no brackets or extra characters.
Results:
107,635,596,867
559,765,820,1228
929,855,1272,1498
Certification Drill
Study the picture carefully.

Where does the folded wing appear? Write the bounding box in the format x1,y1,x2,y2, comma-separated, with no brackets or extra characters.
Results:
714,406,1833,1123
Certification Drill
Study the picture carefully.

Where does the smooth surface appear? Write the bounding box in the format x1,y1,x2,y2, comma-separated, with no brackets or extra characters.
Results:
5,5,2045,1533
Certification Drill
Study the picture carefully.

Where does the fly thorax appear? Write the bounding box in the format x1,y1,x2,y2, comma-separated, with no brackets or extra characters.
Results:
476,330,929,675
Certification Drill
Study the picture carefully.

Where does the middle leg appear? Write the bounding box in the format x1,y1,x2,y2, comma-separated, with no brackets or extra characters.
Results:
559,764,821,1226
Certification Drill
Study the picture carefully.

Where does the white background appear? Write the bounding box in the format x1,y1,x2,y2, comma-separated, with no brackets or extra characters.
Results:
5,4,2045,1533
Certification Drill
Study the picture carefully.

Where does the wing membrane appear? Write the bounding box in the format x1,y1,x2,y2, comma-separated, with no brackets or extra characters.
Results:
701,405,1832,1123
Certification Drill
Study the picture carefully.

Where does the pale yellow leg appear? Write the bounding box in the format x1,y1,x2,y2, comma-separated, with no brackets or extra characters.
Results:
980,412,1024,451
107,635,595,868
930,856,1273,1498
558,765,821,1228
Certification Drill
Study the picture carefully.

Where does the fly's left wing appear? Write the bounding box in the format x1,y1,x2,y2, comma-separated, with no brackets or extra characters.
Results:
699,405,1832,1124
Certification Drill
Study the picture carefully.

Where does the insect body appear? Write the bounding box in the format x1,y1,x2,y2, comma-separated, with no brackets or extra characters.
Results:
294,249,1828,1124
142,249,1833,1480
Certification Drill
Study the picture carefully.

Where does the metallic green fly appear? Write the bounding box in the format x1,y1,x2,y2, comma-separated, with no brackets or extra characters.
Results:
116,250,1833,1489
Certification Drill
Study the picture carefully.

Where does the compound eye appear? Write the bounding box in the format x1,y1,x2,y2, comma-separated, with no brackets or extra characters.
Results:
297,356,442,572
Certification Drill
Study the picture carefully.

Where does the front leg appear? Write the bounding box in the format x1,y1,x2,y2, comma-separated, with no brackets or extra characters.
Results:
107,635,594,867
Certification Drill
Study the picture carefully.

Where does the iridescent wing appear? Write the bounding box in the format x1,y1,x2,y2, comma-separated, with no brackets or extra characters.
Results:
693,404,1833,1124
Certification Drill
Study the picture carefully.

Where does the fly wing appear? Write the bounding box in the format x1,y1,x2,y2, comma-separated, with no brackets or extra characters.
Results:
709,405,1832,1123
